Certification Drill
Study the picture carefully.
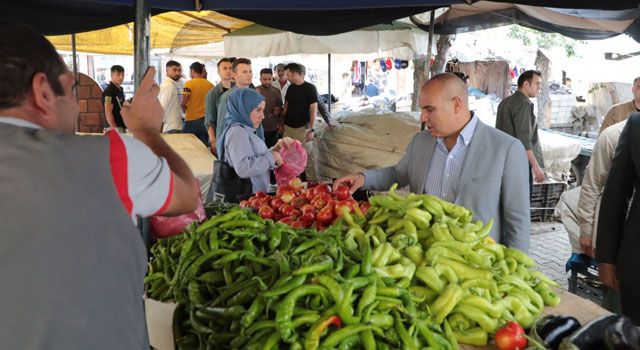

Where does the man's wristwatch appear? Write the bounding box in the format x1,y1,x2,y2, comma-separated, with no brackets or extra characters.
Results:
305,128,314,133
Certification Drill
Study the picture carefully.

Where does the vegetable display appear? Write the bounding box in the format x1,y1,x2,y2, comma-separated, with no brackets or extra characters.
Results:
146,184,566,349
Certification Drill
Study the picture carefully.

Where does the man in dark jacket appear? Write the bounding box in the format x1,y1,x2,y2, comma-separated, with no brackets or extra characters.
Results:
597,113,640,324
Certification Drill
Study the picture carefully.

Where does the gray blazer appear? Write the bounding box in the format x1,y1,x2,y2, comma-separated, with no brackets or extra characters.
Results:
363,120,531,252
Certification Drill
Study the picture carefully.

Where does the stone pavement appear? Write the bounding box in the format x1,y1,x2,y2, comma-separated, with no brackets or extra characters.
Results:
530,222,572,290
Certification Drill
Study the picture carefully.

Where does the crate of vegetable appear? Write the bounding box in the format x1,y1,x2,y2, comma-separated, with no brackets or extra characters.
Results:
145,184,564,349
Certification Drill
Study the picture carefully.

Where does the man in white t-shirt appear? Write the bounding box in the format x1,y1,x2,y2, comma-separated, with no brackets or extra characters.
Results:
158,60,184,133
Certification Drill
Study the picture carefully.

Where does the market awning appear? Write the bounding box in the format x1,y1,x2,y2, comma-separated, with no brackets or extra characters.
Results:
433,1,640,42
47,11,251,55
11,1,640,36
222,23,428,59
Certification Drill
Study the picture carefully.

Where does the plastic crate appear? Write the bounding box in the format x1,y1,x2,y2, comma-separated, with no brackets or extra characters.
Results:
566,255,604,305
530,181,566,222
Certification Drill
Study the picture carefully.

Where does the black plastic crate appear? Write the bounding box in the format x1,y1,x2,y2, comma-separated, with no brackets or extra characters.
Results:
531,182,566,222
568,264,604,305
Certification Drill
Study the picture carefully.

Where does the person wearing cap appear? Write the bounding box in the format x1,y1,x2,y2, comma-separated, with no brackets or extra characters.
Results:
181,61,213,145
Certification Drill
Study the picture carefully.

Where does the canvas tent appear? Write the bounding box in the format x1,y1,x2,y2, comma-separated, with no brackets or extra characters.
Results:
222,23,428,59
7,1,639,36
434,1,640,42
47,11,250,55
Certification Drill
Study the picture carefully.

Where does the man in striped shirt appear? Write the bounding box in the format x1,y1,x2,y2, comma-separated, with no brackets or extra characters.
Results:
334,73,530,252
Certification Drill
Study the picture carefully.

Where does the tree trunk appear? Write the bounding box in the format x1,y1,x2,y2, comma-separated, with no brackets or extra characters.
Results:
431,35,453,77
535,49,551,127
412,58,427,111
412,35,454,111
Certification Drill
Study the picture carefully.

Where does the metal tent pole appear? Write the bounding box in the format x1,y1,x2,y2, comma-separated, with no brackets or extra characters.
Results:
328,53,332,111
71,33,78,94
134,0,151,89
421,10,436,131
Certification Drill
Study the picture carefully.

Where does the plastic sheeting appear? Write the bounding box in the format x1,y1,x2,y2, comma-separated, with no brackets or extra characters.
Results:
313,111,420,181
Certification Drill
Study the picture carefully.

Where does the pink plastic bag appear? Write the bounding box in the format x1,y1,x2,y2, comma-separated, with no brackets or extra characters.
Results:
274,140,307,186
150,196,206,239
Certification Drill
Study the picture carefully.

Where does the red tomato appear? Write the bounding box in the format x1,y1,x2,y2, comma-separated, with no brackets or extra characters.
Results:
239,200,249,208
495,321,527,350
334,185,351,200
290,209,302,218
276,185,294,197
317,206,335,225
301,211,316,223
359,201,371,214
315,221,327,231
280,191,295,203
288,178,303,190
334,199,355,217
278,216,295,225
291,197,308,209
300,203,315,213
255,191,268,198
270,198,284,210
280,204,295,217
258,206,275,220
312,199,327,210
315,184,331,194
290,220,307,229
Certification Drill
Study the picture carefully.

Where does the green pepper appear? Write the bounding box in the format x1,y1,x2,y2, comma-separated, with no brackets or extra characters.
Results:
446,221,477,242
338,335,361,350
416,323,446,350
474,219,493,239
453,327,488,346
394,315,419,350
368,313,394,329
434,264,459,285
211,249,254,268
241,296,266,328
404,245,424,266
460,295,504,318
360,330,376,350
500,296,534,328
425,246,467,265
262,274,307,298
404,207,432,229
196,305,246,320
530,270,560,288
268,229,282,251
356,281,377,317
196,208,244,233
218,219,264,231
447,312,472,331
415,266,445,293
430,283,463,324
319,324,382,349
452,304,497,332
276,285,330,343
409,286,439,304
344,264,361,279
338,283,361,325
435,256,492,281
293,255,334,275
535,282,561,306
187,280,206,305
504,247,535,267
304,314,343,350
421,195,446,220
431,223,454,241
317,275,345,302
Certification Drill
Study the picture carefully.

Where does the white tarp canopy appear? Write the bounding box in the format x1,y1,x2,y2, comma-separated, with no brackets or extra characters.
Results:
222,23,430,60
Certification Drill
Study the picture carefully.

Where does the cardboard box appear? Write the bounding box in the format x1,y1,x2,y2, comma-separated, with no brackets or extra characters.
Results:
145,297,178,350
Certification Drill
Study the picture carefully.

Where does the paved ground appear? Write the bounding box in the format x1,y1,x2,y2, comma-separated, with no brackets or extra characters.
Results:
530,221,572,290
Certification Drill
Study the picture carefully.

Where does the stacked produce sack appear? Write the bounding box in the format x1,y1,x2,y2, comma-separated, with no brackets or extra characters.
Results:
146,185,561,349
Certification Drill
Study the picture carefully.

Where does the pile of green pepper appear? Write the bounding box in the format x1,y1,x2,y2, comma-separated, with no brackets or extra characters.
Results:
337,184,563,346
146,184,563,348
147,205,456,349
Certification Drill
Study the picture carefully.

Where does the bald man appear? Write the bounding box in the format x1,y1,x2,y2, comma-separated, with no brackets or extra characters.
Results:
334,73,531,252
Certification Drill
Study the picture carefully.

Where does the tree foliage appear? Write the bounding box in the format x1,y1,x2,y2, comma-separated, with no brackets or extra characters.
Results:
507,25,580,57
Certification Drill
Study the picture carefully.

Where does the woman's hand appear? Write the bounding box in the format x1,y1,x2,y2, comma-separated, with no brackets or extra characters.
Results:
271,150,284,167
273,137,296,151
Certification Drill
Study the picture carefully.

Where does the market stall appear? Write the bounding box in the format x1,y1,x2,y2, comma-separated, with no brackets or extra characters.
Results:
143,182,630,349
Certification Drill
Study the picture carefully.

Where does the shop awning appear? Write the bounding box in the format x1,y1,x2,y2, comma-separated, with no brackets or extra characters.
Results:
47,11,251,55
